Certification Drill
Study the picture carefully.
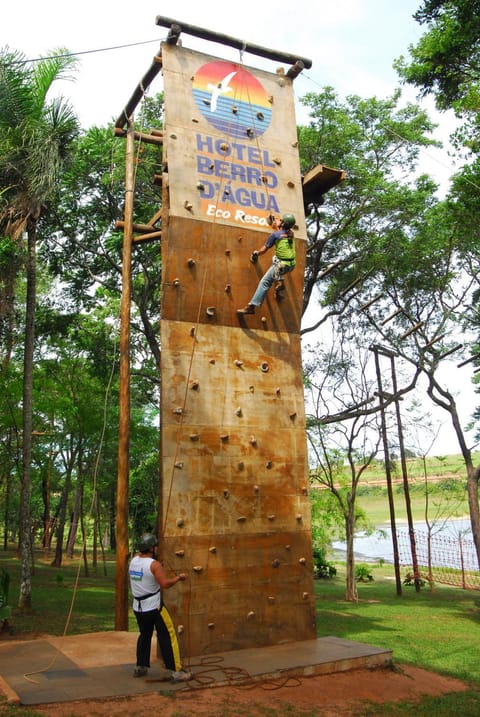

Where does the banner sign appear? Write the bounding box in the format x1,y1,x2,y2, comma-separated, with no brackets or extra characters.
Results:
161,45,305,236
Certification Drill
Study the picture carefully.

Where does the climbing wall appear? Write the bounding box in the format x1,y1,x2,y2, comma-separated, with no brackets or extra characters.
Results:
160,42,316,656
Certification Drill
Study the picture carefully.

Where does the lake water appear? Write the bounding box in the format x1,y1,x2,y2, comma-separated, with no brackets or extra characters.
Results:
332,518,473,563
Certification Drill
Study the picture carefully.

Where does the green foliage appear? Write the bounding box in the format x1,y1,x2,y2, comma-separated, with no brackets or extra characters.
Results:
403,572,426,588
395,0,480,115
312,546,337,579
355,564,374,582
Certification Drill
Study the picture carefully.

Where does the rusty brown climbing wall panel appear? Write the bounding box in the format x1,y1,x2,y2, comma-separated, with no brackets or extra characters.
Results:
160,42,316,656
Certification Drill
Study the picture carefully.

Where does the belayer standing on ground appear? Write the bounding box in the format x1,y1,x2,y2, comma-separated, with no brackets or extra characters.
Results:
236,213,296,315
128,532,192,682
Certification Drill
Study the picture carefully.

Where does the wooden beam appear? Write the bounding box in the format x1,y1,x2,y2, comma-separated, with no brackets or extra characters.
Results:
114,127,164,146
156,16,312,70
116,220,159,233
114,50,163,130
133,231,162,244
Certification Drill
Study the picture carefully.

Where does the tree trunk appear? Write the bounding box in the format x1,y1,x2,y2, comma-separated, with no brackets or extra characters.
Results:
18,223,36,611
345,495,358,602
51,448,75,568
427,376,480,568
345,504,358,602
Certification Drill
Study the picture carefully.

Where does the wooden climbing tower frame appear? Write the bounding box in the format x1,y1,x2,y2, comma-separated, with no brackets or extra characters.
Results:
114,17,345,653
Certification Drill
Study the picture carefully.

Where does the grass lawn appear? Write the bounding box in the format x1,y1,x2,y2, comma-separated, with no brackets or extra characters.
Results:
0,549,479,716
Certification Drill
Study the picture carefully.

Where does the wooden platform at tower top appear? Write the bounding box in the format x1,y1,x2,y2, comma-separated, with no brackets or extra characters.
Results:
114,17,345,655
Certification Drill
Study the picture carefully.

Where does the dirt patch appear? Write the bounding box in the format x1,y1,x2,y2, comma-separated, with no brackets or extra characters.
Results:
7,664,469,717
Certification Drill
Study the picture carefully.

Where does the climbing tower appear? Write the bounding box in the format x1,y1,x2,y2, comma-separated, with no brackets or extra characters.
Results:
159,37,315,656
114,17,344,653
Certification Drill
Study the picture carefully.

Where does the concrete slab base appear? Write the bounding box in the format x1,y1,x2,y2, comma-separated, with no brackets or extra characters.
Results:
0,632,392,706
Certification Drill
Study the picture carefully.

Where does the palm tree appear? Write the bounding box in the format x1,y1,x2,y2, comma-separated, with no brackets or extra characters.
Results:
0,47,79,609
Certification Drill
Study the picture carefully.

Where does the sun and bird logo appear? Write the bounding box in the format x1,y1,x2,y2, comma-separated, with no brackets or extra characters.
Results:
192,60,272,139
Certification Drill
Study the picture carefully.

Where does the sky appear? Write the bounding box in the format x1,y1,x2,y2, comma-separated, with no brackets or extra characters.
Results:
3,0,475,455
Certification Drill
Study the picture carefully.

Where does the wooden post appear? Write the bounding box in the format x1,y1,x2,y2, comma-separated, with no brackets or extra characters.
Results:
390,354,421,592
372,346,402,596
115,117,135,630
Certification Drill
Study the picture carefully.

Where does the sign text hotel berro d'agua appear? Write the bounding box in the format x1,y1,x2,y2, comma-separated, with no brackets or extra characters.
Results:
162,46,306,237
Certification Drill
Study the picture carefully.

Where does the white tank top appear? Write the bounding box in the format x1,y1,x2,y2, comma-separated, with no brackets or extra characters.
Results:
128,555,161,612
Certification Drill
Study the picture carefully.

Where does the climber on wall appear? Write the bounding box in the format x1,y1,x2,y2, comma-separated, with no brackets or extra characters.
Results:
236,213,296,316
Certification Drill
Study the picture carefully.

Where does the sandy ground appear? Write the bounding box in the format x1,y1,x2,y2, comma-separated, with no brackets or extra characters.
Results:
5,663,469,717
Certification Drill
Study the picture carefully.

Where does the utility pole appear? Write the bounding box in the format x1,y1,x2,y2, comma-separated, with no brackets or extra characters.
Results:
115,117,134,630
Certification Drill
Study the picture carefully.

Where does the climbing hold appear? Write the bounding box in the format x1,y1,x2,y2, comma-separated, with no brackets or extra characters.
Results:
246,128,254,137
237,516,247,523
173,278,180,286
302,486,309,495
170,133,177,139
257,112,264,121
176,518,184,527
208,622,215,629
267,596,276,604
187,258,196,267
190,380,199,390
234,359,243,367
238,461,245,470
253,485,260,493
287,180,295,188
266,460,272,469
273,157,282,165
177,625,184,634
209,358,215,364
249,436,257,446
173,407,183,415
299,557,307,565
260,362,269,373
223,489,230,499
271,558,280,568
192,117,199,123
296,514,303,522
175,549,185,557
232,105,238,114
193,565,203,573
174,461,184,469
225,284,231,292
189,433,199,441
219,142,229,152
235,407,242,417
290,412,297,420
209,546,217,554
225,249,231,255
189,327,195,337
267,514,275,521
302,592,309,600
247,611,255,619
261,316,267,324
206,306,216,316
184,200,193,211
249,385,255,393
196,181,205,190
285,545,291,550
220,434,229,442
276,387,281,396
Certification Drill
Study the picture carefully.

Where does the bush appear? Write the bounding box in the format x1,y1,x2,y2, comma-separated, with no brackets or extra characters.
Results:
312,547,337,579
355,564,374,582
